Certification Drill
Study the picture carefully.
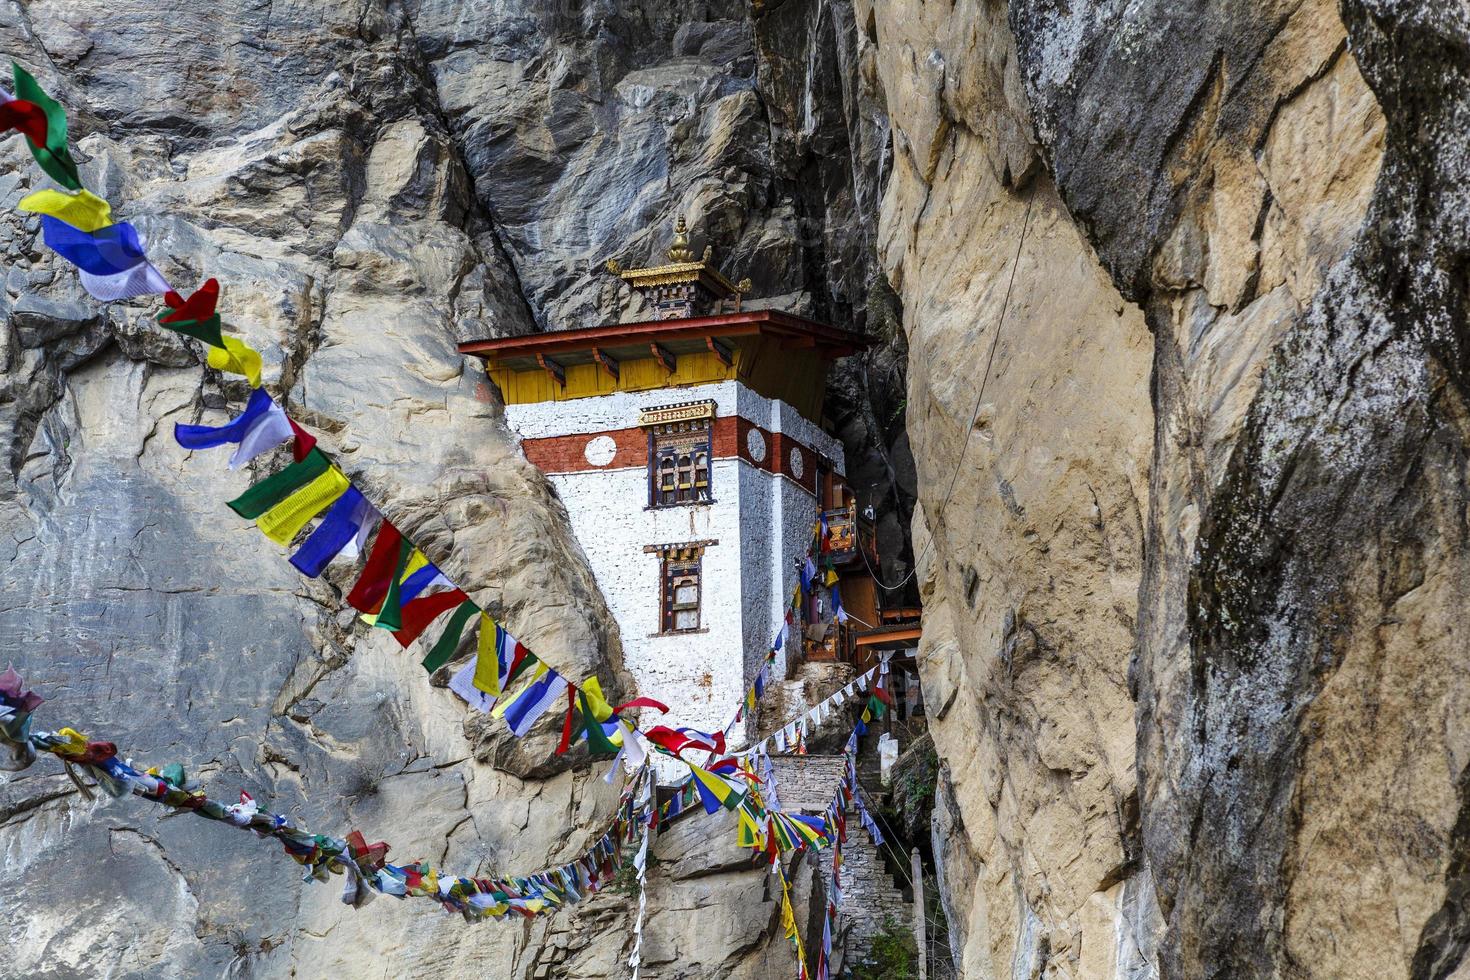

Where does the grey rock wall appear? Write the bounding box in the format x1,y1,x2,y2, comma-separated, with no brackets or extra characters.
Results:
0,1,889,976
0,2,628,976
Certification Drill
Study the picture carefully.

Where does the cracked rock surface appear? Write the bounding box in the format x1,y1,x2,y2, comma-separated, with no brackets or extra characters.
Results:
3,1,1465,978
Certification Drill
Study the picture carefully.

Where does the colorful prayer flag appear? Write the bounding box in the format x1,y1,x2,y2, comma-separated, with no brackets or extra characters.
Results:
0,96,47,147
470,615,502,696
206,334,264,388
288,418,317,461
495,664,568,737
346,521,405,613
11,63,81,190
159,279,261,386
398,556,452,603
688,764,743,814
289,486,375,577
488,621,534,694
370,537,414,633
421,599,480,672
40,216,168,301
576,680,620,755
643,726,725,758
227,447,331,521
392,588,468,647
173,386,294,469
448,660,495,712
254,464,349,545
18,188,111,231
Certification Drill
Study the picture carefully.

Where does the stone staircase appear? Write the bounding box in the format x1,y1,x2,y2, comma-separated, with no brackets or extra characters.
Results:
834,824,914,967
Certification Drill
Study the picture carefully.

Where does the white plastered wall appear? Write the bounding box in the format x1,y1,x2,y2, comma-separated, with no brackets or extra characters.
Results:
504,380,843,781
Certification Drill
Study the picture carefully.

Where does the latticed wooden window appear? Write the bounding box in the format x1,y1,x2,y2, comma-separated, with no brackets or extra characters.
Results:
648,543,711,633
648,418,713,507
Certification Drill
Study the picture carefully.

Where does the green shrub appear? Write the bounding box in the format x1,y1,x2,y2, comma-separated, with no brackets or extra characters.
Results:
852,915,918,980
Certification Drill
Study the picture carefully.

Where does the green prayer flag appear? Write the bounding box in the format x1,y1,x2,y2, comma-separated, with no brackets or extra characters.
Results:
421,600,479,673
867,694,887,720
372,539,413,633
227,448,331,520
157,312,225,349
505,647,538,688
12,62,81,190
578,690,618,755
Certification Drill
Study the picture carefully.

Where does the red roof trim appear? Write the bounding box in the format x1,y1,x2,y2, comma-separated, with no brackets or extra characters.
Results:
457,309,871,361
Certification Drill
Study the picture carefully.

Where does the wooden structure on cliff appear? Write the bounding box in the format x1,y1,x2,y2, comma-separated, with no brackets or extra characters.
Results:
459,217,915,752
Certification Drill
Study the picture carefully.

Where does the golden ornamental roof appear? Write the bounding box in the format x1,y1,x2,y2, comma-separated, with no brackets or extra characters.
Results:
605,216,751,298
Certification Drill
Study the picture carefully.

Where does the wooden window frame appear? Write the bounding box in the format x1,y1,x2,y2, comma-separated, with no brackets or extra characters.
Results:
647,418,714,508
646,541,717,635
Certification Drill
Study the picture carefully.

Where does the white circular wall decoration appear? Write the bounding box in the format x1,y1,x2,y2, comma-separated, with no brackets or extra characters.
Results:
746,428,767,463
584,435,618,467
788,446,805,480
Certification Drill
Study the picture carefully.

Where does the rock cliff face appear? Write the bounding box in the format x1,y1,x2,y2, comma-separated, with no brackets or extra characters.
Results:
0,0,1462,978
0,2,878,976
0,3,633,975
875,0,1467,977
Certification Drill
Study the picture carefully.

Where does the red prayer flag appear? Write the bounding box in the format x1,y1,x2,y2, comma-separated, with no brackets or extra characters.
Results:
346,522,403,613
0,99,48,147
160,278,219,324
345,830,390,868
555,685,578,755
73,740,117,766
612,696,669,714
391,589,469,647
643,725,725,757
289,417,317,462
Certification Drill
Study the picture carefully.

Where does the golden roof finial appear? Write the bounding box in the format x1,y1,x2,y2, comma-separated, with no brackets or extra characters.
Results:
668,215,694,263
610,213,742,302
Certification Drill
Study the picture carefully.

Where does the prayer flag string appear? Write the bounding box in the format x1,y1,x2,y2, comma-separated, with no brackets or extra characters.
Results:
1,55,873,790
2,62,897,965
0,666,649,923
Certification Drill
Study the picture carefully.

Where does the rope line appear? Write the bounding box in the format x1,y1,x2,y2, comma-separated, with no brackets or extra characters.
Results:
860,191,1037,595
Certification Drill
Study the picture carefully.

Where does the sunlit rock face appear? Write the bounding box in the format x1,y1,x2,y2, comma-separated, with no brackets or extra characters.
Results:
3,0,1464,977
873,0,1468,976
857,2,1156,974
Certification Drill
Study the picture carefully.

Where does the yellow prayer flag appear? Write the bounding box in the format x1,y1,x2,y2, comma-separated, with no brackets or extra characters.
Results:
780,879,798,940
206,334,263,388
18,188,112,232
401,549,430,579
737,806,764,848
824,568,838,586
578,676,615,722
256,466,350,545
52,727,90,756
472,614,501,696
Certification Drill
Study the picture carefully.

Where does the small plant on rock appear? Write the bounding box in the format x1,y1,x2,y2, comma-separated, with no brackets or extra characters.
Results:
851,915,919,980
